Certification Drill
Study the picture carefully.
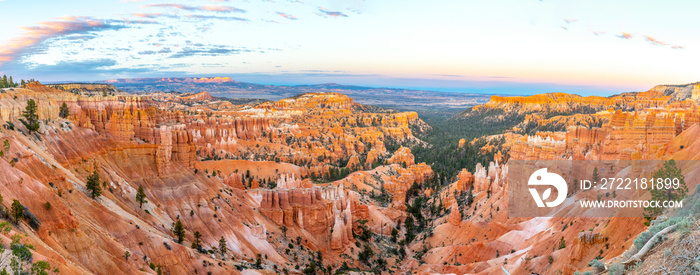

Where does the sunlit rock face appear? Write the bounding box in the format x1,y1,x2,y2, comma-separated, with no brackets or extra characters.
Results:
0,82,439,274
5,80,697,275
423,85,700,274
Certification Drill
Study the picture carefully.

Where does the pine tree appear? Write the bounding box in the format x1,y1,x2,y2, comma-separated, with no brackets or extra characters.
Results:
645,160,688,217
192,231,202,250
280,225,287,237
86,170,102,199
136,185,147,208
11,199,24,224
22,99,40,132
2,140,8,159
59,102,70,118
1,75,7,88
8,76,13,87
558,236,566,250
173,219,185,243
219,236,227,255
254,254,262,269
592,167,600,184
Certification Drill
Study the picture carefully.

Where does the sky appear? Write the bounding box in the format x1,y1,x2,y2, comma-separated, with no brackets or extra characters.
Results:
0,0,698,95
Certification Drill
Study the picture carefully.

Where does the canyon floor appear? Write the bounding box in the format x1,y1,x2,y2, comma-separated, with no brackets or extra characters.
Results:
0,80,698,274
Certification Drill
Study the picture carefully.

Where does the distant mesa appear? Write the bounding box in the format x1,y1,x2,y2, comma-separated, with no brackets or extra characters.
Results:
181,91,215,101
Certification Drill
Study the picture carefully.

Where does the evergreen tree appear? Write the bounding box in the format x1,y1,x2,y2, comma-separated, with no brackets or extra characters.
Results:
59,102,70,118
173,219,185,243
136,185,147,208
218,236,227,255
11,199,24,224
254,254,262,269
8,76,13,87
22,99,40,132
280,225,287,237
645,160,688,217
2,140,9,158
466,186,474,207
123,251,131,261
358,244,374,266
86,170,102,199
592,167,600,184
192,231,202,250
1,75,7,88
558,236,566,250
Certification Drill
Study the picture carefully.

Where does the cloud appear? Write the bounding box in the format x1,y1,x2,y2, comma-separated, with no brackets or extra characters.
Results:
183,14,249,21
617,32,633,39
317,7,348,17
17,59,150,75
169,45,252,58
435,74,467,78
591,30,606,36
643,35,666,46
276,12,297,20
138,47,171,55
611,32,684,49
132,13,163,18
559,18,577,30
129,11,249,22
0,16,129,66
643,35,685,49
144,4,246,13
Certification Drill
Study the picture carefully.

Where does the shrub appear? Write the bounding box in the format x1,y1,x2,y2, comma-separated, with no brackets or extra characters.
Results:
558,236,566,250
589,259,605,272
608,263,625,275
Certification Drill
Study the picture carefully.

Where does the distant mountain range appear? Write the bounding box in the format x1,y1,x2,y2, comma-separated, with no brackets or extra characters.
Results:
104,77,492,110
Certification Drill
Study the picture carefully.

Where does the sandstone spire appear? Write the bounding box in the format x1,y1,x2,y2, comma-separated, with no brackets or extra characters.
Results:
449,201,461,226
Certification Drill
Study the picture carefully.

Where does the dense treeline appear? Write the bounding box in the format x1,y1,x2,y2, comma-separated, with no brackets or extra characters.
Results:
0,74,35,88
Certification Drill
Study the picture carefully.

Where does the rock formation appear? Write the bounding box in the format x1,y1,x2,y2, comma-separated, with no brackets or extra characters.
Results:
449,202,461,226
387,146,415,167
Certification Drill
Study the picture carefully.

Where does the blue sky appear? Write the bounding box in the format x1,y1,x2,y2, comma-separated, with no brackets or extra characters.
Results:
0,0,698,95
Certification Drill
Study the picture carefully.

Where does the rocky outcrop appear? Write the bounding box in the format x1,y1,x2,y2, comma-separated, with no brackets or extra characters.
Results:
456,169,473,193
387,146,415,167
650,82,700,102
449,202,461,226
259,182,354,249
330,197,355,250
268,92,355,110
180,91,215,101
365,149,383,169
569,232,607,262
473,162,507,194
